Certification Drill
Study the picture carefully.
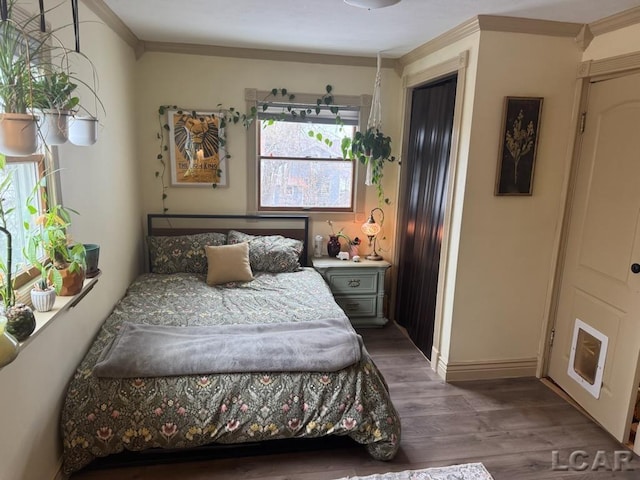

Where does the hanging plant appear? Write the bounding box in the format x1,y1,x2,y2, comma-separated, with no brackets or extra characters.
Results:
341,128,396,205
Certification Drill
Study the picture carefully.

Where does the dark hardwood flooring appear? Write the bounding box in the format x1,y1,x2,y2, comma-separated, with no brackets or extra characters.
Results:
71,322,638,479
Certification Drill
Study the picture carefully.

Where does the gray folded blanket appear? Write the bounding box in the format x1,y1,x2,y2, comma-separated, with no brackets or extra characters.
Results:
93,318,362,378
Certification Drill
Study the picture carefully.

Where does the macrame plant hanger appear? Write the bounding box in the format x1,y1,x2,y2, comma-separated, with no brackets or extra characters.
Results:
365,52,383,186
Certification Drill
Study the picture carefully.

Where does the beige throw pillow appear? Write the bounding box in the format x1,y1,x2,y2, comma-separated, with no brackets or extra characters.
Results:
205,243,254,285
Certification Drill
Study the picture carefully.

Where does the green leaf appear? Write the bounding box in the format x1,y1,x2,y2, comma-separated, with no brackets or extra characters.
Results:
163,208,169,213
326,85,332,93
27,205,38,215
157,154,162,159
289,94,295,101
316,133,323,141
163,124,170,130
159,106,165,115
155,172,159,178
262,104,269,111
281,88,287,96
271,88,278,96
212,183,217,189
162,193,167,199
308,130,314,137
315,107,321,115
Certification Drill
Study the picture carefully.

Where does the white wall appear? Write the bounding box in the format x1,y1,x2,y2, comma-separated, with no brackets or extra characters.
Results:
399,29,582,377
0,2,141,479
447,32,581,366
134,53,402,260
583,23,640,61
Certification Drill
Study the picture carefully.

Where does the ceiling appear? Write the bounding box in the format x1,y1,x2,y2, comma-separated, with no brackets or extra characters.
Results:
101,0,640,58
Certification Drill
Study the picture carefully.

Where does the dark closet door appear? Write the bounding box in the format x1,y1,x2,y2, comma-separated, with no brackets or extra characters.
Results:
395,75,457,359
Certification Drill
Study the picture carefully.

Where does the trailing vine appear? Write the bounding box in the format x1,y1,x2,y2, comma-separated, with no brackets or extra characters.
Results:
155,85,396,211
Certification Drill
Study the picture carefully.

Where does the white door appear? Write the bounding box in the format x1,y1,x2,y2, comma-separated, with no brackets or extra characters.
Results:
548,71,640,443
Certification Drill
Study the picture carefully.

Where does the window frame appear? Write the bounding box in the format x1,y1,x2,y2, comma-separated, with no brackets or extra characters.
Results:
2,152,56,291
245,88,371,221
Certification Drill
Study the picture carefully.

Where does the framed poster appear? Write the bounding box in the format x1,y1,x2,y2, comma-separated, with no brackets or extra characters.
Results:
168,110,227,187
495,97,543,196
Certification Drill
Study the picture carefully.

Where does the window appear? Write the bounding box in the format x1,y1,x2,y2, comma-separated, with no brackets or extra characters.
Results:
246,89,371,215
0,156,46,288
258,118,356,211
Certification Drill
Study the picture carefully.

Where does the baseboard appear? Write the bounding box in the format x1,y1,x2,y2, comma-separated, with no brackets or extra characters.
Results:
441,357,539,381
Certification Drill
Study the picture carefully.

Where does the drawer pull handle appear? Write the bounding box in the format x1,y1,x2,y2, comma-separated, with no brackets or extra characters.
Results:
348,279,361,287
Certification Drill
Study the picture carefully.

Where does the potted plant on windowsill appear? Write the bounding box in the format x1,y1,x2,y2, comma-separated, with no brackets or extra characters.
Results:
0,168,36,340
27,204,86,296
23,240,56,312
0,226,36,341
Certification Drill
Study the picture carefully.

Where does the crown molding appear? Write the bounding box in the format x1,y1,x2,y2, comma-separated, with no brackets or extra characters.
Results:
80,0,141,54
476,14,583,37
589,6,640,36
140,41,395,68
397,14,583,74
396,17,480,74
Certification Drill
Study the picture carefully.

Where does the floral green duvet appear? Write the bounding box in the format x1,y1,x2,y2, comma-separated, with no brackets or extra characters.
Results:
61,269,400,474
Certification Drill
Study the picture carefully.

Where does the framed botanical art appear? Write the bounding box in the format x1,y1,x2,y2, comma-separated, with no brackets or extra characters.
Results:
495,97,543,196
168,109,227,187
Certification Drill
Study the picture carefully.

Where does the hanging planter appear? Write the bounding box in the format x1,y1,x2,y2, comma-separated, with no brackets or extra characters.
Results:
0,113,39,156
68,115,98,146
37,109,73,145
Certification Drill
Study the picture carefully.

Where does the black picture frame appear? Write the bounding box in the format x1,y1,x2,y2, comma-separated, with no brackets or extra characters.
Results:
495,96,543,196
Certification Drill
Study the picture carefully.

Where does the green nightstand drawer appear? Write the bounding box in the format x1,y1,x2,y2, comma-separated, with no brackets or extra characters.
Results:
327,272,377,294
335,296,377,317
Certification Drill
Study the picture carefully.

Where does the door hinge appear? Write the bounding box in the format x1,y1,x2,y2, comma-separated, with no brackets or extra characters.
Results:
549,328,556,347
580,112,587,134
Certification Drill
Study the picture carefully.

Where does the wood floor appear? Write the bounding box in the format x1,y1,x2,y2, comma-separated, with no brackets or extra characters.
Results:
71,322,638,480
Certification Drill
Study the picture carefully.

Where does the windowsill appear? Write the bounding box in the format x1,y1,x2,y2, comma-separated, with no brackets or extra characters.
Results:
18,274,101,350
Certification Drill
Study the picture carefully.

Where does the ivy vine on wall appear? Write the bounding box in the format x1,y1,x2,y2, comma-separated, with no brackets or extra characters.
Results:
155,85,395,212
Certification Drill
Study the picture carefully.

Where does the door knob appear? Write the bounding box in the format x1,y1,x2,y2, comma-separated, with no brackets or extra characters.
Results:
632,263,640,274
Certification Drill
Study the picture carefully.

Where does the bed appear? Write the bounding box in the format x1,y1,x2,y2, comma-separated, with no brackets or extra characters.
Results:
60,214,400,474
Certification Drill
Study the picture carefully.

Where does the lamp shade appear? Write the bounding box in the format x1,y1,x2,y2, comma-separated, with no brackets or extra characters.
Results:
361,218,381,237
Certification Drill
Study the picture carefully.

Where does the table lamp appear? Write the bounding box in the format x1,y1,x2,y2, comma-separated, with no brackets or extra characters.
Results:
361,207,384,260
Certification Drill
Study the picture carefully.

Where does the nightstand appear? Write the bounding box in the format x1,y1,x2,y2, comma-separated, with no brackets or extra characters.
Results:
312,257,391,327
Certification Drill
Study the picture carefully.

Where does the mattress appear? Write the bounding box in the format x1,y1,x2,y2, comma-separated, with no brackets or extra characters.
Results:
60,268,400,474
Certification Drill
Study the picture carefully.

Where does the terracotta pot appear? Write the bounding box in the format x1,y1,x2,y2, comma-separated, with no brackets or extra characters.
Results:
0,113,39,156
55,267,85,296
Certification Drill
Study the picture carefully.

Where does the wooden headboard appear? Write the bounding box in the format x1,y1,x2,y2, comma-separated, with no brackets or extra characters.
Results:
146,214,310,266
